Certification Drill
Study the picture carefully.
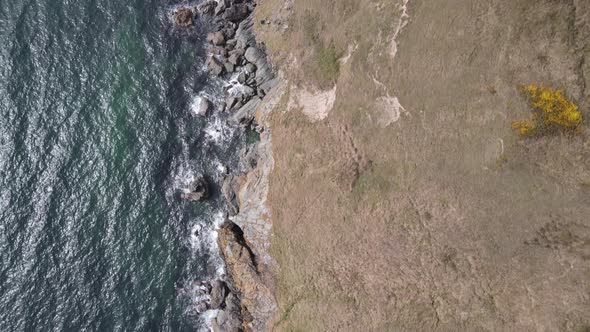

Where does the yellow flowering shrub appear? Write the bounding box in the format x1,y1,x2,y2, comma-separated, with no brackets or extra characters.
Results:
512,85,582,137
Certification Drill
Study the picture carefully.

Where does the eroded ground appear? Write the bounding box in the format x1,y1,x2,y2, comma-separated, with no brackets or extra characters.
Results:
255,0,590,330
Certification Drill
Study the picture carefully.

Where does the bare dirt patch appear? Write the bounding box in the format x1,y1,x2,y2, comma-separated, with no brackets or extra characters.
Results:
288,85,337,122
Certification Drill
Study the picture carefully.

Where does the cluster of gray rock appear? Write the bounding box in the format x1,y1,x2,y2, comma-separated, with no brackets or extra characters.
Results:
175,0,277,205
172,0,277,127
180,176,209,202
202,3,277,127
171,1,277,331
192,279,241,331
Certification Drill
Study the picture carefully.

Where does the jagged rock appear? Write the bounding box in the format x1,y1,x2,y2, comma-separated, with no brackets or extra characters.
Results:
226,95,239,111
209,280,227,309
181,176,209,201
226,84,256,111
230,96,261,126
214,0,228,16
218,221,276,332
206,56,224,76
255,62,273,85
222,175,241,216
172,7,195,28
239,145,259,174
192,96,211,117
214,292,242,332
229,47,245,57
207,31,226,46
235,17,255,49
223,4,250,22
228,53,241,66
258,77,279,95
226,39,238,49
223,26,236,39
197,0,217,15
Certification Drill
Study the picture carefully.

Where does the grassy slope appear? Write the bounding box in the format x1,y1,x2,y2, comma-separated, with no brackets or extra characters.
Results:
256,0,590,330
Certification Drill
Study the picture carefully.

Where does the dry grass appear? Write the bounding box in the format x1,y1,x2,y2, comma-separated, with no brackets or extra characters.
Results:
256,0,590,331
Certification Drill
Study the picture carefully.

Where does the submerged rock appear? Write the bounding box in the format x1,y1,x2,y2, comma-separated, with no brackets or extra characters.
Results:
171,7,195,28
192,96,211,117
209,280,227,309
181,176,209,202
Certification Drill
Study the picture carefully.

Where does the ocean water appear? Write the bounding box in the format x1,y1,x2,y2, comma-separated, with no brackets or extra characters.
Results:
0,0,243,330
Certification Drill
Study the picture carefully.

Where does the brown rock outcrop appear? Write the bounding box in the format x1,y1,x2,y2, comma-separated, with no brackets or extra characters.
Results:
171,7,195,28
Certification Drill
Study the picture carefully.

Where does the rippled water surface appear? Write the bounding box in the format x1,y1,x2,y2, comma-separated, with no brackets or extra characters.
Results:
0,1,240,330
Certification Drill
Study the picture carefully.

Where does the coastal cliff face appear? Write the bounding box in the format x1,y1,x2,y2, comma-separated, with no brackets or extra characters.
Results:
217,80,285,332
170,1,281,330
248,0,590,331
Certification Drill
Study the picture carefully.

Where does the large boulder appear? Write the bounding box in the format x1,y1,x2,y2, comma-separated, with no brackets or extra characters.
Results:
207,31,225,46
181,176,209,201
244,46,263,64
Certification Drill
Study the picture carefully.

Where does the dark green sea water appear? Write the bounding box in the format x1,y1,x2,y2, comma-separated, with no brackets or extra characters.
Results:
0,1,243,330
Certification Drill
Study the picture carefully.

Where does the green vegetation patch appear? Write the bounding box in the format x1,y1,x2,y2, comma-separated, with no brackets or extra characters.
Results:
300,11,341,89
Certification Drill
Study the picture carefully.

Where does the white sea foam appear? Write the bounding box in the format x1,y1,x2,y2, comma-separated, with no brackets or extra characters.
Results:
190,95,207,117
198,309,220,332
203,116,236,145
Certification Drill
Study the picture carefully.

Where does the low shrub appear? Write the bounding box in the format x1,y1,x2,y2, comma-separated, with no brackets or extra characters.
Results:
512,84,582,137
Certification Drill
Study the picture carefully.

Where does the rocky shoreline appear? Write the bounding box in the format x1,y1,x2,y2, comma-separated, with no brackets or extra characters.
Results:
171,1,279,331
